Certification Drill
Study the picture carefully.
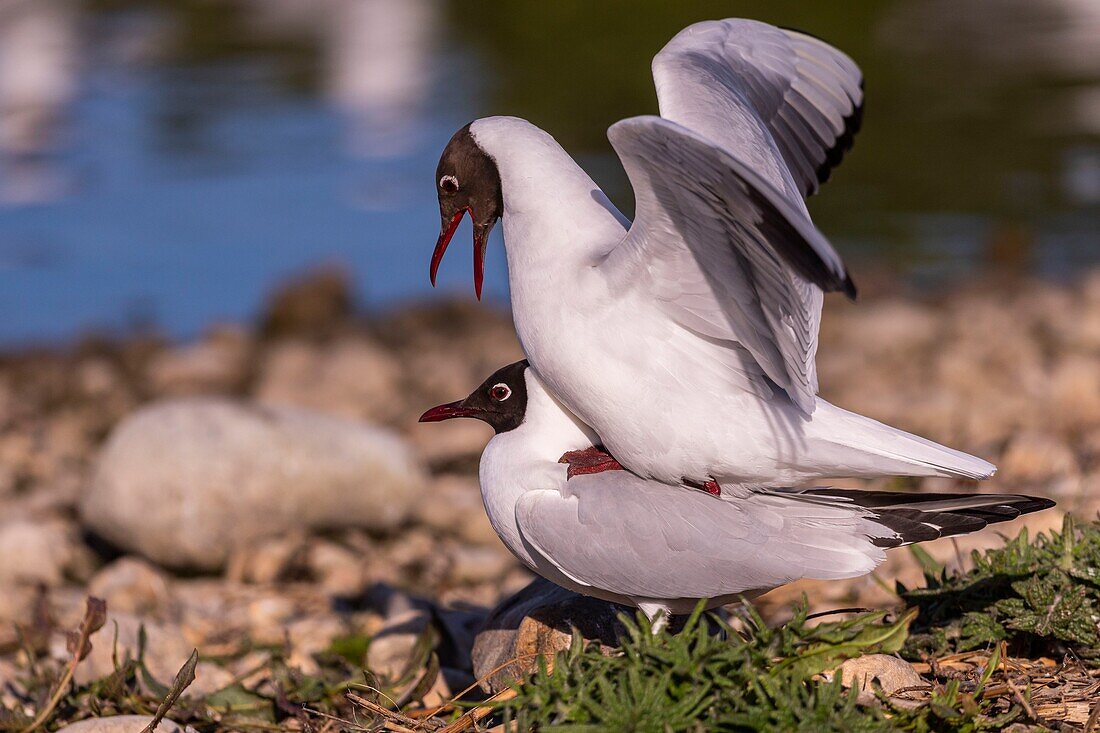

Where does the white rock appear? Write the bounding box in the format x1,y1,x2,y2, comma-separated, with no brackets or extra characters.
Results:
53,715,184,733
834,654,925,695
80,398,426,569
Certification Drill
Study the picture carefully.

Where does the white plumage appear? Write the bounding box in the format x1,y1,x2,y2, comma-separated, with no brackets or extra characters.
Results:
460,365,1048,620
445,19,996,488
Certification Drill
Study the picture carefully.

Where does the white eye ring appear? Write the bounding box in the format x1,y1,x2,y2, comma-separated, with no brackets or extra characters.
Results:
490,383,511,401
439,174,459,192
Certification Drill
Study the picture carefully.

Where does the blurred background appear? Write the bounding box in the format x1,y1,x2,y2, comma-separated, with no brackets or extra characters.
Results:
2,0,1099,345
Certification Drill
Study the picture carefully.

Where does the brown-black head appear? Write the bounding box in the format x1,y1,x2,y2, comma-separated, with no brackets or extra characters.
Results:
430,122,504,300
419,360,528,434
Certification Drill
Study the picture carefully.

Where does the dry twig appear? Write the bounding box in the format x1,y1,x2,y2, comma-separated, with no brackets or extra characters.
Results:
18,597,107,733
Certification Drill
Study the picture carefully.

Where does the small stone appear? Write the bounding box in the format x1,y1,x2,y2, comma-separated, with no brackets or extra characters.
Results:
450,545,515,585
76,358,120,398
421,668,452,708
367,608,432,680
226,534,307,585
0,583,36,623
0,517,78,586
384,528,444,584
472,578,630,693
416,475,499,546
0,657,20,685
80,398,426,569
188,661,235,698
833,654,925,696
255,338,404,422
285,616,347,675
64,613,195,687
53,715,184,733
247,595,299,645
147,326,251,395
87,557,172,616
259,265,353,339
308,541,365,597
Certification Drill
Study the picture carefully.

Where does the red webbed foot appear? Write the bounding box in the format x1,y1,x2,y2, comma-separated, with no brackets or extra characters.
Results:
558,445,624,479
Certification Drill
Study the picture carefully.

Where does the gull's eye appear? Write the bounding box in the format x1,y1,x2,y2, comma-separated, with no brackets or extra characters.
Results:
489,383,511,402
439,174,459,193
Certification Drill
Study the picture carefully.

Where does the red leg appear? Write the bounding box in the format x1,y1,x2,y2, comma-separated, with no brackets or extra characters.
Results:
558,446,624,479
684,477,721,496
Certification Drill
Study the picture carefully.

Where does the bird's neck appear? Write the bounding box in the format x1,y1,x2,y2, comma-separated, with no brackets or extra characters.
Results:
471,117,629,276
477,371,598,561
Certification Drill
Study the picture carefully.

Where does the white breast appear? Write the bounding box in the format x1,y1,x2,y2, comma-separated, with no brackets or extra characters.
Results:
475,369,598,570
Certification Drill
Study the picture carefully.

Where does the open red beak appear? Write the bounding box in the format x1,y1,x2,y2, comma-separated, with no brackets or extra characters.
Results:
419,400,478,422
430,208,466,290
429,207,490,301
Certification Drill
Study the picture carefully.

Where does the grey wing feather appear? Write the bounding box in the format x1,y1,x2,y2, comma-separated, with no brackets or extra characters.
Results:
515,472,885,601
604,116,853,413
653,19,864,198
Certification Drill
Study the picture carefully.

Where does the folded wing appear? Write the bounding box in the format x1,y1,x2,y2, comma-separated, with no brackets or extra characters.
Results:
515,474,884,601
515,477,1054,602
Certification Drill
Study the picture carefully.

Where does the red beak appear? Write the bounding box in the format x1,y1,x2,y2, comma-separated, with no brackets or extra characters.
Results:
429,206,490,301
419,400,478,422
430,207,467,289
472,225,489,301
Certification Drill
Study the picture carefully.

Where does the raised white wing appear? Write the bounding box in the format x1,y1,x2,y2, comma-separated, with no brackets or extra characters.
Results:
603,116,853,413
653,19,863,199
515,473,883,601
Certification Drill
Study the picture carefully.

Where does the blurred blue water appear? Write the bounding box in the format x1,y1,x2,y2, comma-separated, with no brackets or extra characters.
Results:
0,0,1098,345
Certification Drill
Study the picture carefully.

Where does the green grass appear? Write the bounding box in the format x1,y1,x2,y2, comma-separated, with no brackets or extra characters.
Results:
901,514,1100,659
500,515,1100,731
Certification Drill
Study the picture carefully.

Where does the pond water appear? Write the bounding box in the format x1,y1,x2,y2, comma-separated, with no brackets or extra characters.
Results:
0,0,1098,344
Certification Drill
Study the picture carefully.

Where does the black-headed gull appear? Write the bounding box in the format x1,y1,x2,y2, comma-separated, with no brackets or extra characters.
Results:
420,362,1052,624
428,18,997,489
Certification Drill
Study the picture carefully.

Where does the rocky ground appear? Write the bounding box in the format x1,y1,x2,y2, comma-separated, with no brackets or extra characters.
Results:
1,266,1097,730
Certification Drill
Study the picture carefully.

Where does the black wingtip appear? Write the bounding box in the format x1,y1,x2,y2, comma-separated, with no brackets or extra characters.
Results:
841,273,857,300
812,81,865,194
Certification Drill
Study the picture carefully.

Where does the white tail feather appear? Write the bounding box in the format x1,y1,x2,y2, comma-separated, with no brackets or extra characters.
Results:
810,402,996,480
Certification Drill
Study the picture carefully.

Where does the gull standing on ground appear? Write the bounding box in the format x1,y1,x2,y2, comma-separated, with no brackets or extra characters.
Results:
420,362,1051,624
428,18,996,490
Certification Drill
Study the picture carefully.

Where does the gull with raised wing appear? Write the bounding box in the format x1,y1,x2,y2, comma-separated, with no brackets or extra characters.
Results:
428,18,996,490
420,362,1051,624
